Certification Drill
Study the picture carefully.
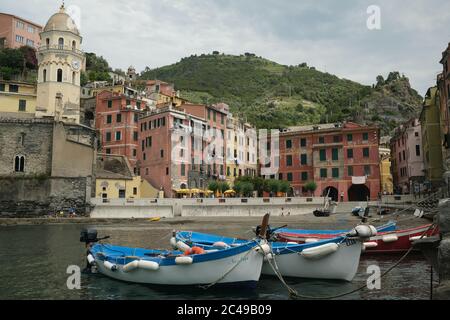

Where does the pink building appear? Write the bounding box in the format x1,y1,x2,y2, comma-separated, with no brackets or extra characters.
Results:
95,91,147,174
390,118,424,194
138,105,214,197
0,13,42,49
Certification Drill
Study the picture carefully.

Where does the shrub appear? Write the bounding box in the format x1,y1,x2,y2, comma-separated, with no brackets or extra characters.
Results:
304,181,317,195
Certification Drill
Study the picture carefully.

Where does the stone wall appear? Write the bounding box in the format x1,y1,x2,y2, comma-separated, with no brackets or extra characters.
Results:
436,199,450,298
0,177,91,217
0,118,54,176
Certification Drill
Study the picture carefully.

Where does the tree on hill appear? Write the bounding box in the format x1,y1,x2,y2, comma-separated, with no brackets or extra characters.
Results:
85,52,112,83
137,53,422,133
0,46,37,80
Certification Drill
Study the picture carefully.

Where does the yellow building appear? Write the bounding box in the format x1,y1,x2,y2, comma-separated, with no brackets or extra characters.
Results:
225,114,258,185
0,80,37,115
379,147,393,194
145,80,188,107
420,86,444,186
95,154,158,199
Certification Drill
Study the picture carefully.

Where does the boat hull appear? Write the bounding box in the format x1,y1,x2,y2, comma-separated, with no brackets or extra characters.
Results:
92,244,264,286
262,240,362,281
362,224,439,254
277,224,438,254
176,231,363,282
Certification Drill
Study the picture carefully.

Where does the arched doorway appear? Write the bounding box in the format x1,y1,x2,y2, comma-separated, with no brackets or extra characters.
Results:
323,186,338,202
348,184,370,201
180,183,187,190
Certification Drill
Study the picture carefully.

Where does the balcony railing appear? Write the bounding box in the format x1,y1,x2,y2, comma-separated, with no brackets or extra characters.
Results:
38,45,84,56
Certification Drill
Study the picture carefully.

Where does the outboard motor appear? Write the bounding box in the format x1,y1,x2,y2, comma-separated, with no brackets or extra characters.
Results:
255,224,288,241
80,228,110,245
80,228,110,273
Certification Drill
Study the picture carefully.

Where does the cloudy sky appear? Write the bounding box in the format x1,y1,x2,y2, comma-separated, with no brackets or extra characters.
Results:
3,0,450,94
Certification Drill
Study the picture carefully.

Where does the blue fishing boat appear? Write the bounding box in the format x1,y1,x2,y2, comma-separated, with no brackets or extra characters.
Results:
81,229,265,288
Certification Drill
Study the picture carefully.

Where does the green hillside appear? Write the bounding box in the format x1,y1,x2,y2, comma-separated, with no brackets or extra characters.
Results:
139,53,422,134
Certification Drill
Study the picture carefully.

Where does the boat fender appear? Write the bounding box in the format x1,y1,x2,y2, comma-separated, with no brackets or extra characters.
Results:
363,242,378,249
287,242,298,245
354,225,377,238
305,238,319,243
213,241,229,248
264,253,274,261
175,256,193,265
382,234,398,243
301,243,339,260
87,254,95,265
169,237,177,249
103,261,117,271
410,235,427,241
122,260,139,273
369,225,378,237
254,243,271,255
176,241,191,252
138,260,159,271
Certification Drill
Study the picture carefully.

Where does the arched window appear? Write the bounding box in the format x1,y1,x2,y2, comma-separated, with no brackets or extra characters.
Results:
43,69,47,82
57,69,63,82
14,155,25,172
72,40,76,51
72,72,76,84
46,38,50,48
58,37,64,49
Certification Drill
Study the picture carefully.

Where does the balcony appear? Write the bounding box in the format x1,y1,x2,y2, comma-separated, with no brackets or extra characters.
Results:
312,142,343,148
38,45,84,56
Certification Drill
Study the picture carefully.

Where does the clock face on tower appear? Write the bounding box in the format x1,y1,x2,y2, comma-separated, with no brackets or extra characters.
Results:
72,60,80,71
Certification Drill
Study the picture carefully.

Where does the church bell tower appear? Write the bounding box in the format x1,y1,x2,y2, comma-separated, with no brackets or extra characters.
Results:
35,4,85,123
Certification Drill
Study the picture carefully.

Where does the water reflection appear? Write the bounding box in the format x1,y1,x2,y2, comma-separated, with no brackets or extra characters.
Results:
0,224,433,300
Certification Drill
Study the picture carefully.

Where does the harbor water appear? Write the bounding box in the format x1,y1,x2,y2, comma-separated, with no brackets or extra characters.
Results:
0,223,434,300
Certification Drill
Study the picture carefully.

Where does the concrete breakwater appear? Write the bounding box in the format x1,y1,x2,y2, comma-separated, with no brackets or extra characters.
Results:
89,194,418,219
90,197,329,218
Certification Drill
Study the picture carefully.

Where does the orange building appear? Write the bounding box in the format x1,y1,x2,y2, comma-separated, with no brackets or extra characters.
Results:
0,12,42,49
267,122,381,201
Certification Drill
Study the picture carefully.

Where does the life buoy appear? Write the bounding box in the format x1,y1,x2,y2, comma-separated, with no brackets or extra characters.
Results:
183,246,205,256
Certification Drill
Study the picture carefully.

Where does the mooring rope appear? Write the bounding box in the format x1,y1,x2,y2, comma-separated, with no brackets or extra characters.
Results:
367,191,441,224
198,240,259,290
265,223,437,300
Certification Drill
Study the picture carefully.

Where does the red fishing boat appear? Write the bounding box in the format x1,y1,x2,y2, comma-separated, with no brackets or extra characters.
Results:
276,224,439,254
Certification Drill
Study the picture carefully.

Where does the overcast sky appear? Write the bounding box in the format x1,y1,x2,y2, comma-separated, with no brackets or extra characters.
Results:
2,0,450,94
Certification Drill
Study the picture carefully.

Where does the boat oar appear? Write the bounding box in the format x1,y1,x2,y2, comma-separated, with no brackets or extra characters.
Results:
258,213,270,239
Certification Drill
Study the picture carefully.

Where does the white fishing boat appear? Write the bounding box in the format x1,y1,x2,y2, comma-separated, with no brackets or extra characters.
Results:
262,238,362,281
176,224,377,281
81,229,265,288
